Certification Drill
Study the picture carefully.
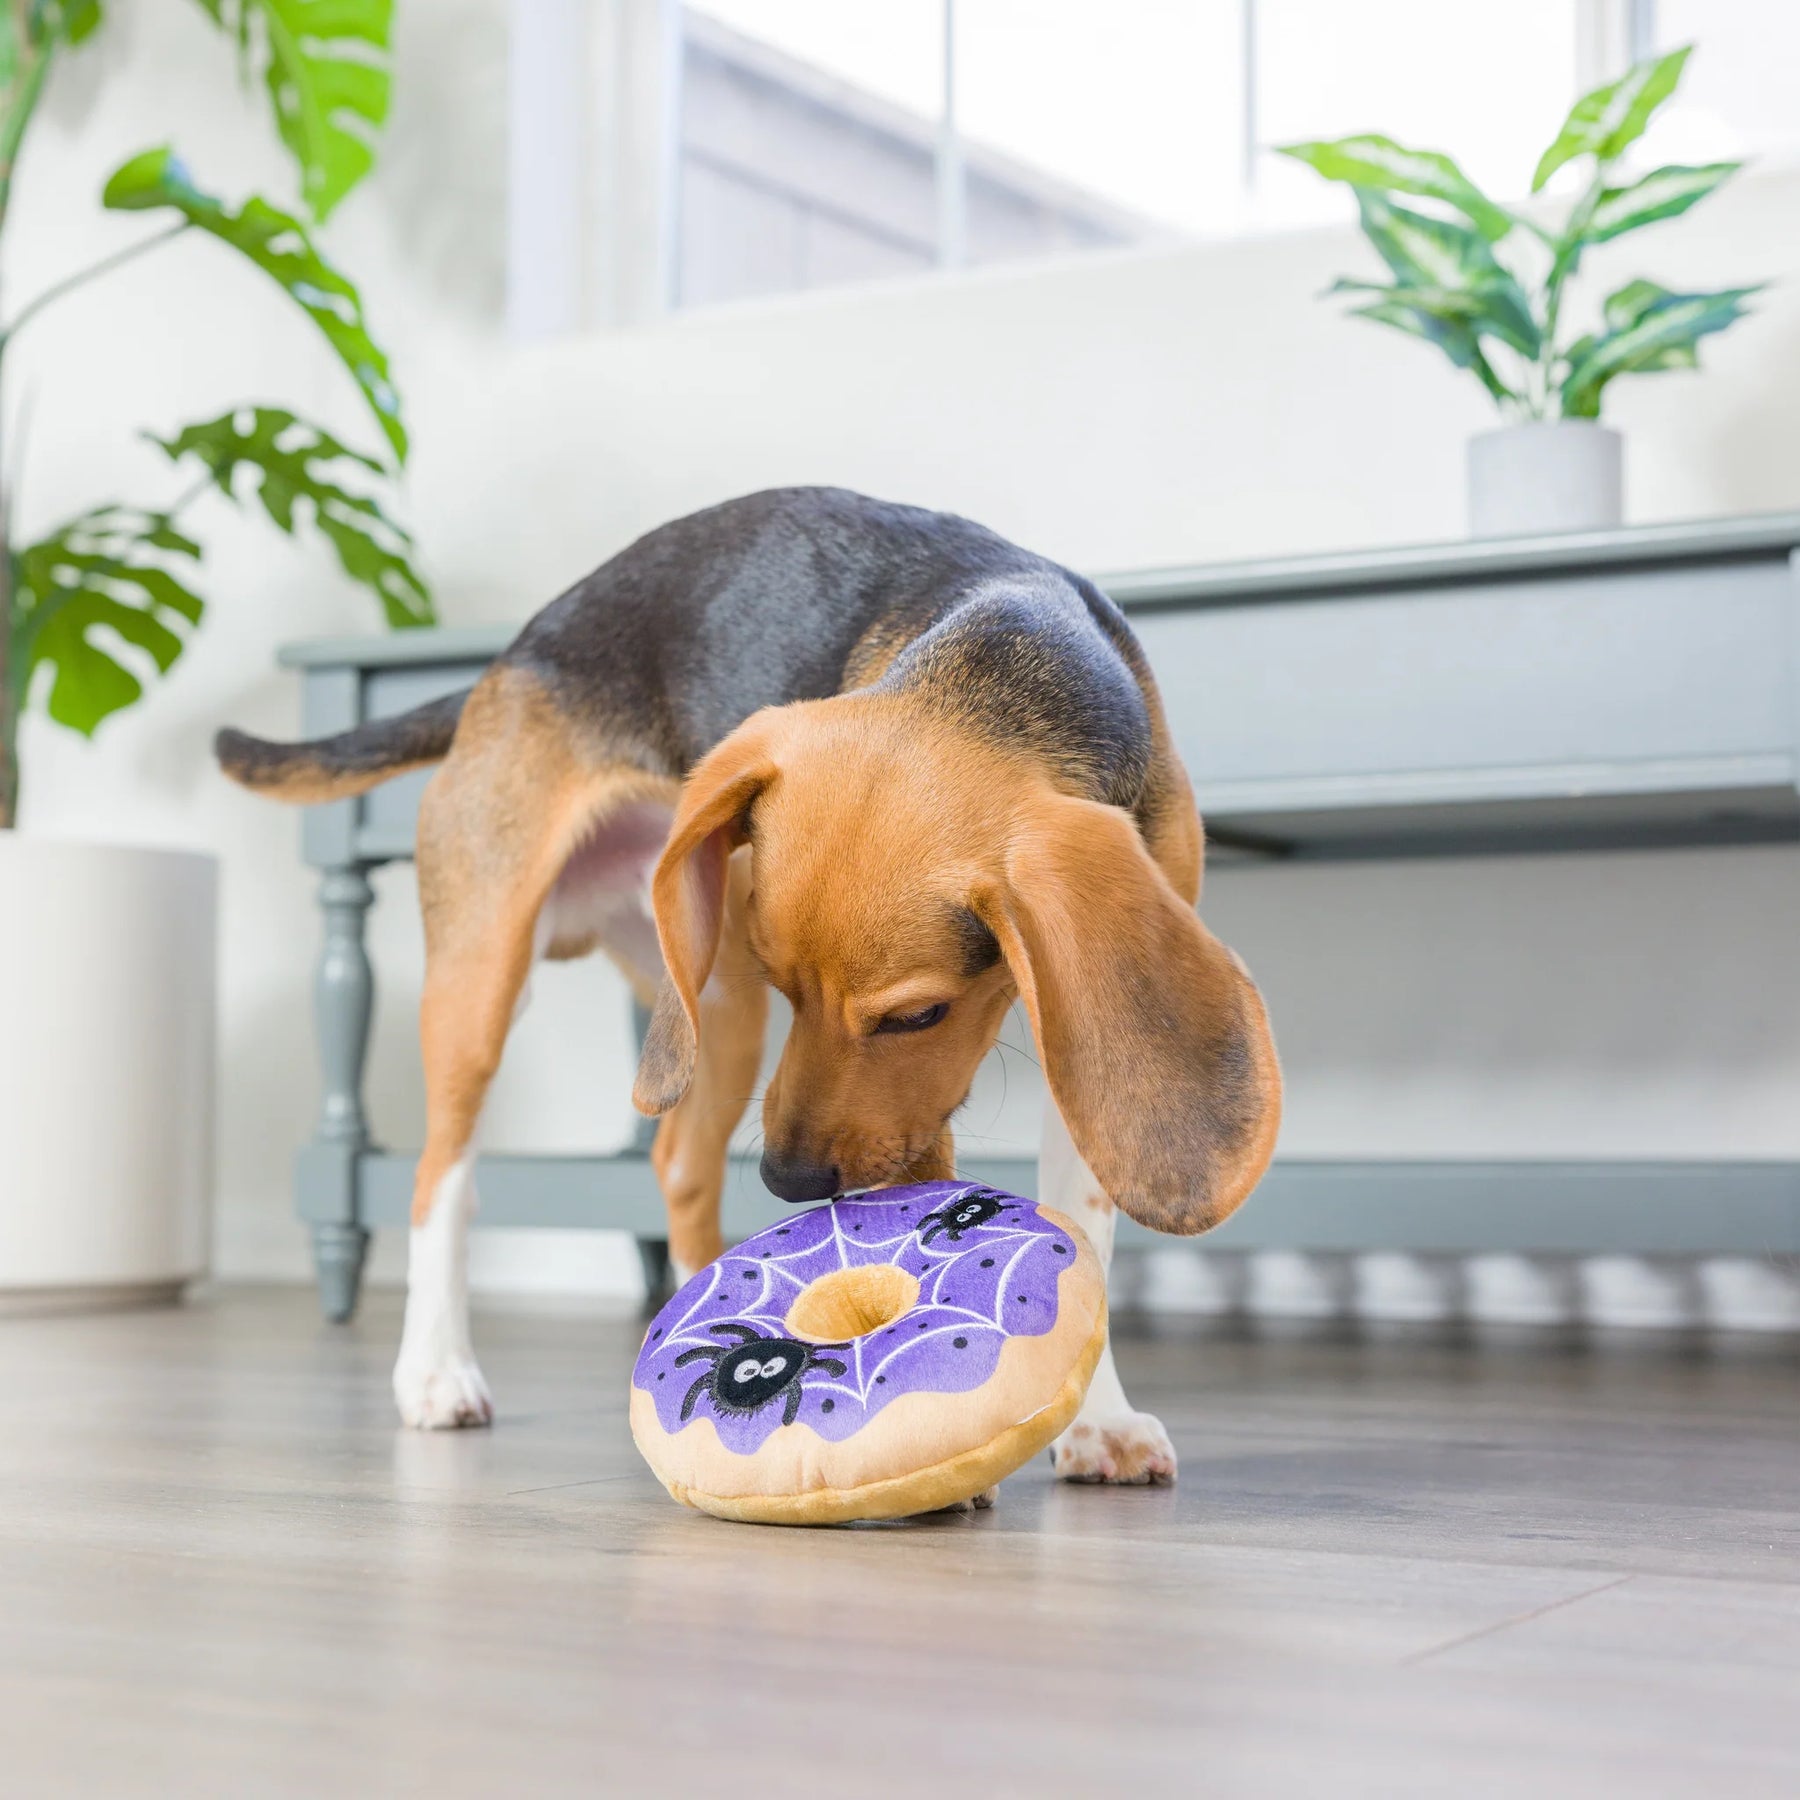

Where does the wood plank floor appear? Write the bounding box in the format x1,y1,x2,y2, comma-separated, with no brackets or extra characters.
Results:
1,1288,1795,1798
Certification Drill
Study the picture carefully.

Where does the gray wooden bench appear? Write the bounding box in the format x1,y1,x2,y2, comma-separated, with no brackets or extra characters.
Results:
283,513,1800,1319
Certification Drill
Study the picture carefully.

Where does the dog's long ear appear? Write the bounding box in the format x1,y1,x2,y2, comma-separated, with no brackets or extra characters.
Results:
970,791,1281,1234
633,718,779,1117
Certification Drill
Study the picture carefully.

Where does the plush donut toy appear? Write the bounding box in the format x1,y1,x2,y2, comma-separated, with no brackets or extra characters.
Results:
630,1181,1106,1524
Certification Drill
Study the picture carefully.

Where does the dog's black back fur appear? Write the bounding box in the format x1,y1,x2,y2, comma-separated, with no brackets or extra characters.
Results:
507,487,1155,808
218,488,1164,817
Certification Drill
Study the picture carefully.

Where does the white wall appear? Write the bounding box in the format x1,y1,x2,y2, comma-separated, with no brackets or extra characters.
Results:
13,3,1800,1324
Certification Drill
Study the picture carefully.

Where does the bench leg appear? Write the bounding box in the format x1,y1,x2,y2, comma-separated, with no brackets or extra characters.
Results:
313,1221,371,1323
306,864,378,1321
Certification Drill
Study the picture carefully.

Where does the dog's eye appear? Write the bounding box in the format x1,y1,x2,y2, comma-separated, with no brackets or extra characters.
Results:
875,1002,949,1035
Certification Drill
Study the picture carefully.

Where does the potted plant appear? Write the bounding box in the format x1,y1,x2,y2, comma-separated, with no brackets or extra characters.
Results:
1280,45,1762,538
0,0,430,1309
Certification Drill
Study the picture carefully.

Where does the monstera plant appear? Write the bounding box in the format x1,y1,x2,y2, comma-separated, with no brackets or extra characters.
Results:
1279,44,1763,535
0,0,430,831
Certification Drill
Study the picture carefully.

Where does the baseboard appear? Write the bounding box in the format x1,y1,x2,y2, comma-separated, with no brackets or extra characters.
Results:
0,1279,188,1318
310,1152,1800,1256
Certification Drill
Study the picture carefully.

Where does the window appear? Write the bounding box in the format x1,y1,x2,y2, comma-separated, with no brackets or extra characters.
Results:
1252,1,1582,224
673,0,1591,306
506,1,1800,331
674,0,1238,307
1646,1,1800,162
953,1,1246,243
677,1,949,308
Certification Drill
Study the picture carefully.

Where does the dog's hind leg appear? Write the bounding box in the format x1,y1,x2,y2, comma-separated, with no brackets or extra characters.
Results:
647,848,767,1280
395,669,657,1429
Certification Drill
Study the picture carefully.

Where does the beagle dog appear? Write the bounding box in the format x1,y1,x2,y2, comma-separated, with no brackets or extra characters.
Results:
219,487,1280,1484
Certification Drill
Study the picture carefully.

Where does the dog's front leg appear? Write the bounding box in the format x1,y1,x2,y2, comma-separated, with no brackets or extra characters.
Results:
1041,1099,1177,1484
647,848,768,1282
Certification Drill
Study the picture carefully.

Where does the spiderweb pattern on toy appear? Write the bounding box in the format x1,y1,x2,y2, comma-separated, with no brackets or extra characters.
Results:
637,1184,1074,1441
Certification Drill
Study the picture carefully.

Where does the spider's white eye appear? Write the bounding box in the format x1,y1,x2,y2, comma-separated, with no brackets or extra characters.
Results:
760,1354,789,1379
732,1357,763,1384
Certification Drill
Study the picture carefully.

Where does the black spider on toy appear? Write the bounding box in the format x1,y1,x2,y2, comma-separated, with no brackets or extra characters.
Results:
675,1322,848,1425
918,1188,1007,1247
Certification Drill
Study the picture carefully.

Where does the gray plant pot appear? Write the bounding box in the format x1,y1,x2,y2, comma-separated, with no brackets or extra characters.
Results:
1467,420,1623,539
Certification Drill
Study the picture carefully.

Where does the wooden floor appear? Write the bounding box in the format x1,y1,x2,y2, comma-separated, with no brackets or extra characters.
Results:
1,1289,1796,1798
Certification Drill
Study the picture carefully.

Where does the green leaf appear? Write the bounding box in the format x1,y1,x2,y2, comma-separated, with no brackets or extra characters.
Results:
1559,335,1601,416
1351,192,1540,355
46,1,105,44
1533,46,1691,192
1641,341,1701,372
154,406,433,628
1559,325,1693,414
14,507,205,736
101,147,406,461
1543,181,1605,298
1561,285,1760,418
1355,190,1499,288
189,1,393,222
1601,278,1676,334
1587,162,1738,242
1330,275,1540,358
1276,134,1512,240
1348,298,1512,404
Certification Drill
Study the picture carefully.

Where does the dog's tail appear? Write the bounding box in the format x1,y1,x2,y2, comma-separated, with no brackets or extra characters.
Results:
215,689,470,804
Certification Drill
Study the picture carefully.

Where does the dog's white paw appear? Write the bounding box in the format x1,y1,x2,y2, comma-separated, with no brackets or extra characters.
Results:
393,1356,493,1430
1052,1409,1177,1485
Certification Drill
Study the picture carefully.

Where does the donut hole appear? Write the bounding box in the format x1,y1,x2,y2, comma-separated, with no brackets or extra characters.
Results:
785,1264,921,1342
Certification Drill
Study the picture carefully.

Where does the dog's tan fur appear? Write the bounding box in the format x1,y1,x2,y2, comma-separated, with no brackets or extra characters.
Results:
635,688,1280,1249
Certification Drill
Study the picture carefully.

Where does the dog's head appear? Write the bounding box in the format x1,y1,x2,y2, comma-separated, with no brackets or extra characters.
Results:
633,695,1280,1233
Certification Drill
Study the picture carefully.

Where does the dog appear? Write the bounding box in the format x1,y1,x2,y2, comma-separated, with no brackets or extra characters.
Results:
219,487,1281,1483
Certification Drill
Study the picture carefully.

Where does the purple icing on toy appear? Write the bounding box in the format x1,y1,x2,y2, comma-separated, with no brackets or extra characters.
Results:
633,1181,1077,1456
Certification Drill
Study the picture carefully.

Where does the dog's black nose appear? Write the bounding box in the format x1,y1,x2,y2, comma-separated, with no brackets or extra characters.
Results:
760,1149,841,1203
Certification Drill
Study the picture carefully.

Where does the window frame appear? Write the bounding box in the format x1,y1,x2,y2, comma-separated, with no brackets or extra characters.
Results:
504,0,1690,337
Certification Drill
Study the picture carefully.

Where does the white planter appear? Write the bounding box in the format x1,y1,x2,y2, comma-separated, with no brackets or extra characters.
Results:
0,838,215,1311
1467,420,1623,539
